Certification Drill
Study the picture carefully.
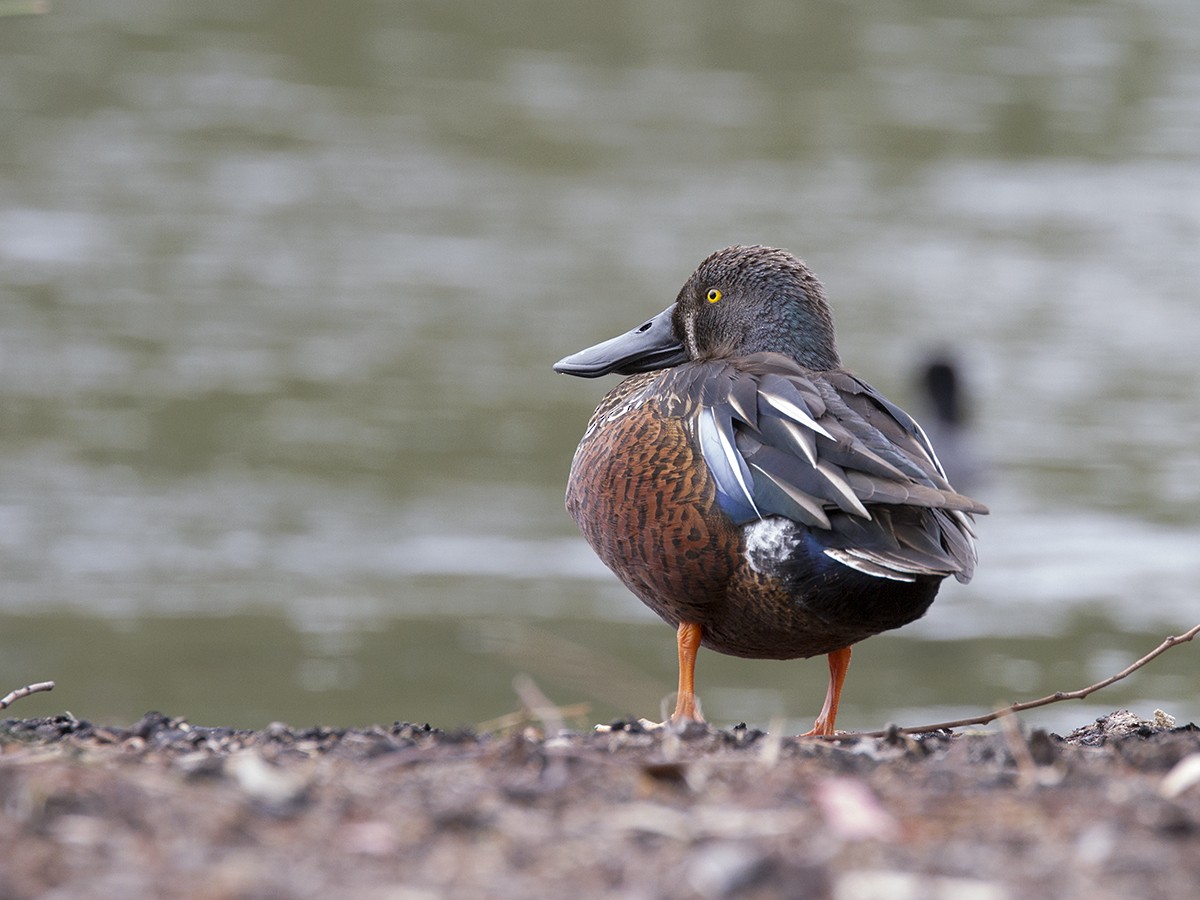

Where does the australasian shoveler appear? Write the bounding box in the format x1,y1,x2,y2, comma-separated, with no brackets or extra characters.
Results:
554,245,987,736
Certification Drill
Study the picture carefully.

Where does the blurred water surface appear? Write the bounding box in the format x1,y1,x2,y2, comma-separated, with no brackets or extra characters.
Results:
2,1,1198,731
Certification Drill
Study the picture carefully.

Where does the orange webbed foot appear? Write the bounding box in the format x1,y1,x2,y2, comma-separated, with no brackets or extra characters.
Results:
800,646,853,738
641,621,706,730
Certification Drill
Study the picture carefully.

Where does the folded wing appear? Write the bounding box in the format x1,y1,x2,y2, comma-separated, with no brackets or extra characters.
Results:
666,353,987,583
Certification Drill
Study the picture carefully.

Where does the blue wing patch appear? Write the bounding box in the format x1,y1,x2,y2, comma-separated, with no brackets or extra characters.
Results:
697,405,761,521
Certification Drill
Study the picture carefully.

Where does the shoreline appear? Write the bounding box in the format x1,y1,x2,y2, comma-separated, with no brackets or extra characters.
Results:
2,709,1199,898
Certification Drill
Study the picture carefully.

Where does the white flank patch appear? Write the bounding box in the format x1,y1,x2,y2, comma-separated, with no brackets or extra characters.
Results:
744,516,798,574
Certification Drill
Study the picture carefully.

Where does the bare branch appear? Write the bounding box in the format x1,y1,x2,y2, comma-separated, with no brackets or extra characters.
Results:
0,680,56,711
824,623,1200,740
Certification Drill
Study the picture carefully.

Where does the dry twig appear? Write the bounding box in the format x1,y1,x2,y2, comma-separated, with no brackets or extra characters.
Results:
476,702,591,735
0,680,56,711
512,674,568,736
826,623,1200,740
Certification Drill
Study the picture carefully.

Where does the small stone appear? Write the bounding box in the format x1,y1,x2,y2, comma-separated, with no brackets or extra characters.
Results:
229,751,309,813
814,777,898,841
834,870,1008,900
1153,709,1177,729
1160,753,1200,799
684,841,772,898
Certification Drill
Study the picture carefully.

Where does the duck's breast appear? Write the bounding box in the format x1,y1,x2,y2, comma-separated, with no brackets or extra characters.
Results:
565,373,738,626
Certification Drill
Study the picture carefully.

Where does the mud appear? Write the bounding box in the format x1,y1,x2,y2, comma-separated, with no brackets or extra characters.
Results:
2,709,1199,898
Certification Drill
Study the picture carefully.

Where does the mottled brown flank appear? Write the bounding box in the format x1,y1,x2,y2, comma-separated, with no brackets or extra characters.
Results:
566,372,729,628
566,372,884,660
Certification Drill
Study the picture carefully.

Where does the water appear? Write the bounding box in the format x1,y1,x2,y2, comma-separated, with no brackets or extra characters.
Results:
1,1,1198,732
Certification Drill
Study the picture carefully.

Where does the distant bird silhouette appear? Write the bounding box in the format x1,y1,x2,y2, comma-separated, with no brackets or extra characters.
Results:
916,354,982,491
555,246,987,735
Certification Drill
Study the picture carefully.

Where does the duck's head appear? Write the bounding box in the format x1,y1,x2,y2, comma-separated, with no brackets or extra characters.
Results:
554,245,841,378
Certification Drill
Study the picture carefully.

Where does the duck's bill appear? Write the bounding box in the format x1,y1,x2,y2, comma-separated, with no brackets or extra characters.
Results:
553,304,687,378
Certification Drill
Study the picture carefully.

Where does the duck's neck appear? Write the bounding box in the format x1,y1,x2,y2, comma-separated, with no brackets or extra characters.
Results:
741,308,841,372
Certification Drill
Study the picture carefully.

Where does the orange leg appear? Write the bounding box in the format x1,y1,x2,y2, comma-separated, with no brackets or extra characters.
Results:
671,621,705,722
803,646,853,737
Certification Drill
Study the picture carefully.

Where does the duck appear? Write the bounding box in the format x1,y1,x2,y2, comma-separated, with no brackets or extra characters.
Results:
554,245,987,736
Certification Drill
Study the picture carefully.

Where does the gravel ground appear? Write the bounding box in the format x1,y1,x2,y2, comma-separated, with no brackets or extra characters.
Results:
2,709,1199,899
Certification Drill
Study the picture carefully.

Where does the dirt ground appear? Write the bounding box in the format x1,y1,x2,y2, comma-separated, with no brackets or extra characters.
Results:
1,709,1199,900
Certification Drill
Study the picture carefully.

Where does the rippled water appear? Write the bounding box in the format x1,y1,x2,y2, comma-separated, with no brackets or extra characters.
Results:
2,1,1198,730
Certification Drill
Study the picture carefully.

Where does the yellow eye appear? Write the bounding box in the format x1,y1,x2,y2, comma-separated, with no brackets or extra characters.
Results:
706,288,722,303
